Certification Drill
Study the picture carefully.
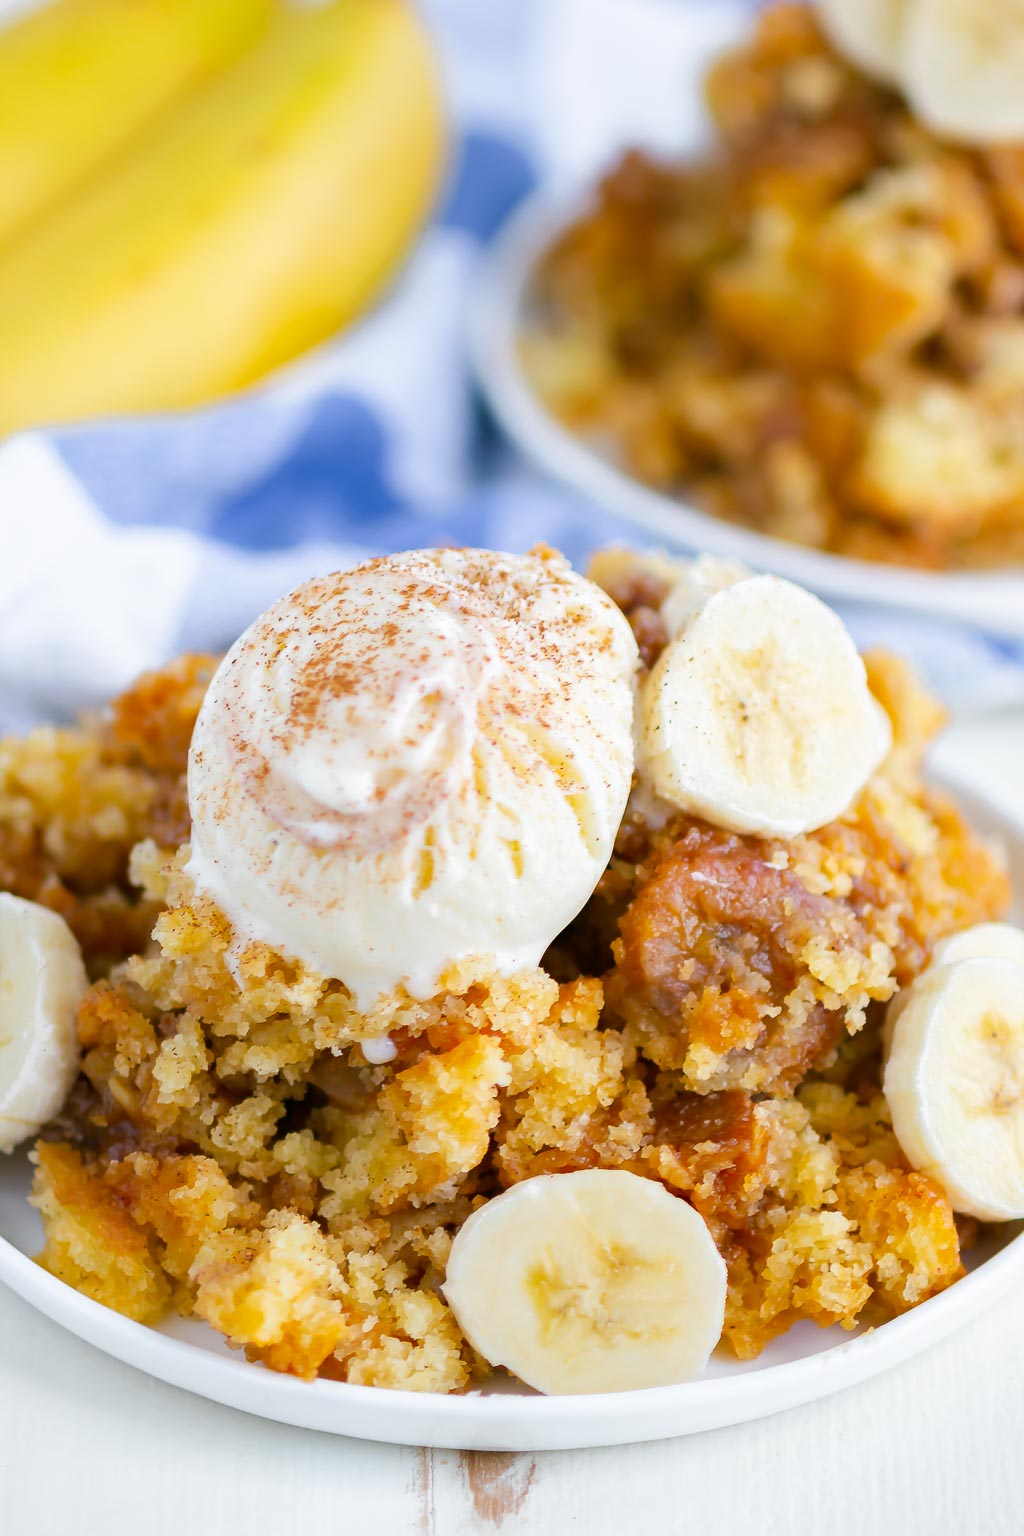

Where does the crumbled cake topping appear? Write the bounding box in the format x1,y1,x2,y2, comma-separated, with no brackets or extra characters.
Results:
2,547,1010,1392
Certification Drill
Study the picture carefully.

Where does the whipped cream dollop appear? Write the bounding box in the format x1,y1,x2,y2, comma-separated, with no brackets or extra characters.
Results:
187,546,638,1007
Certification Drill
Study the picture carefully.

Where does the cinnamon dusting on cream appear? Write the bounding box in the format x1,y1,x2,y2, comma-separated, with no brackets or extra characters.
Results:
186,546,638,1007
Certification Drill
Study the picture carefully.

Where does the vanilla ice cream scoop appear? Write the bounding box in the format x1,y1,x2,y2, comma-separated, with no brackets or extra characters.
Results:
187,546,638,1007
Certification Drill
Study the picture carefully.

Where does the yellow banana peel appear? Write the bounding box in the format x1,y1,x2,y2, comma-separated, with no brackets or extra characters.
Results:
0,0,447,433
0,0,276,248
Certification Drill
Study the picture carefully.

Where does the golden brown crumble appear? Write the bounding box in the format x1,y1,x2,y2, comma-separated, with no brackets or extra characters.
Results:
2,566,1009,1388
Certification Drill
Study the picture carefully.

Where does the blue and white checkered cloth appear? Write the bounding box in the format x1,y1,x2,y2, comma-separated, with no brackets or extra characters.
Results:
2,0,1023,732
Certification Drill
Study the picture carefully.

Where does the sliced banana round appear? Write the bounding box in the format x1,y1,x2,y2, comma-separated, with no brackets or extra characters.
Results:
442,1169,726,1395
0,893,87,1154
660,556,751,640
932,922,1024,969
638,574,892,838
816,0,909,84
884,922,1024,1051
884,956,1024,1221
901,0,1024,145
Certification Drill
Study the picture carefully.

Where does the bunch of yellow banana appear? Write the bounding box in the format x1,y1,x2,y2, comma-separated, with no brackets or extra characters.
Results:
0,0,447,434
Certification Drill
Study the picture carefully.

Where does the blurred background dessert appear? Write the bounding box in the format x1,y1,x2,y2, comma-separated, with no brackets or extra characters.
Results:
524,2,1024,571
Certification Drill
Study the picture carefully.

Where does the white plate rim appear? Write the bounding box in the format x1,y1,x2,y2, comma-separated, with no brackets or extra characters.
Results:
1,768,1022,1452
470,190,1024,640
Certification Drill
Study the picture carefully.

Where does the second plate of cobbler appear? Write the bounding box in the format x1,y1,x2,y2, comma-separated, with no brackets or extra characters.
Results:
2,537,1024,1448
474,0,1024,636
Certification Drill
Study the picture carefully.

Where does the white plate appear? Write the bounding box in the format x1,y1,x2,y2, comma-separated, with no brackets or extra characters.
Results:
1,770,1022,1452
471,191,1024,640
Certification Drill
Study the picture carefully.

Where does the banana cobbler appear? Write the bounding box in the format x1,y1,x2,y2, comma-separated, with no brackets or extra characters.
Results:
0,541,1014,1395
523,2,1024,570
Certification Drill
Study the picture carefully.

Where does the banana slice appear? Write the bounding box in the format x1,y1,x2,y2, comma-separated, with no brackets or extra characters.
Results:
638,574,892,838
816,0,909,84
884,922,1024,1049
901,0,1024,144
884,956,1024,1220
442,1169,726,1395
933,922,1024,968
0,893,87,1154
660,556,751,640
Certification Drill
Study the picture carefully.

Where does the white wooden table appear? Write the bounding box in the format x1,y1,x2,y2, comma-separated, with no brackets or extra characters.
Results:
2,710,1022,1535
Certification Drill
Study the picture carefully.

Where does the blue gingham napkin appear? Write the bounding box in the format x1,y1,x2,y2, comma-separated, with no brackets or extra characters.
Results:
1,0,1022,732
